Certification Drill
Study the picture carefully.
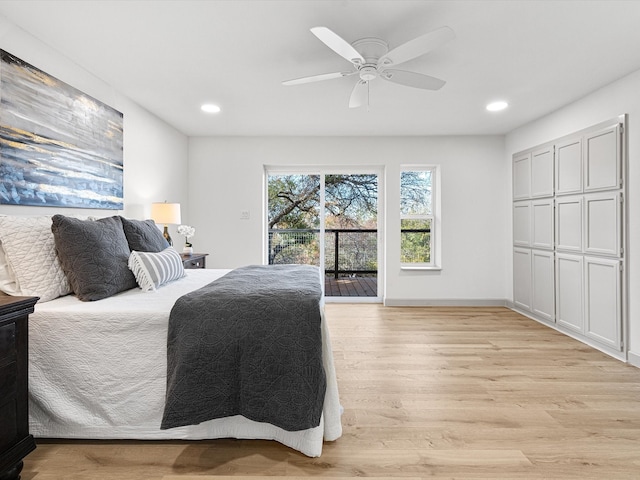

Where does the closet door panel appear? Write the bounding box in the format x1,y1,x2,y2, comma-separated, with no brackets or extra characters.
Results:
531,147,554,198
513,153,531,200
555,253,583,333
584,256,621,350
584,192,620,257
532,250,555,322
584,124,620,192
556,196,583,252
556,137,582,195
513,201,531,247
513,248,532,311
532,199,554,249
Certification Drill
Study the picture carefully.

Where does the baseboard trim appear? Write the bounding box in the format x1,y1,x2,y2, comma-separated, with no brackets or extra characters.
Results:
628,351,640,368
383,298,508,307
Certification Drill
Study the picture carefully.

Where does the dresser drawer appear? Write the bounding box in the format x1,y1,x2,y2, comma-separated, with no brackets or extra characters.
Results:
0,323,16,364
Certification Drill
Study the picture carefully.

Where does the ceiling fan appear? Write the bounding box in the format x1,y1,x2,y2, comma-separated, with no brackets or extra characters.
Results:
282,26,455,109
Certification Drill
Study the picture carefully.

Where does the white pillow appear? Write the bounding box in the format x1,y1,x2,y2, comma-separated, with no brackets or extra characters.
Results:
0,215,72,302
128,248,185,292
0,241,20,295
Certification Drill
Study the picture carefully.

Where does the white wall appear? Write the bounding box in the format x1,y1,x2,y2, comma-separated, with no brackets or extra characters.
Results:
505,68,640,366
0,15,189,238
188,135,507,304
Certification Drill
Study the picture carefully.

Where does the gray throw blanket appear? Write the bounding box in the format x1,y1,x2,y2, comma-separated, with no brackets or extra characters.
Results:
161,264,326,432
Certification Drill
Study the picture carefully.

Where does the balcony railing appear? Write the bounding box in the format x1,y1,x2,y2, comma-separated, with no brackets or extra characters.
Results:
268,229,376,278
268,228,430,297
268,227,431,278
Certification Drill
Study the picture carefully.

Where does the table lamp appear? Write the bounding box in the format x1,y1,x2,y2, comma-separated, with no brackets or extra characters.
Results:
150,202,181,246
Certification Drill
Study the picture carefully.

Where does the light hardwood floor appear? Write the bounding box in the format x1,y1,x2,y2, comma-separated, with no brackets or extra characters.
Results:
22,305,640,479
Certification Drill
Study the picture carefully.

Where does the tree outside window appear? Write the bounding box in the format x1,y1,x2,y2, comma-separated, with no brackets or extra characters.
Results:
401,168,435,266
267,173,378,271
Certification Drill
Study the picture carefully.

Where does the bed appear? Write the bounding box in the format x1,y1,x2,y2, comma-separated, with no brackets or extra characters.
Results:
0,214,342,457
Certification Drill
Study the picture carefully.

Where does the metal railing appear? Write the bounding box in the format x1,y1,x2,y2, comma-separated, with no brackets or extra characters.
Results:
325,229,377,278
268,228,375,277
268,228,431,277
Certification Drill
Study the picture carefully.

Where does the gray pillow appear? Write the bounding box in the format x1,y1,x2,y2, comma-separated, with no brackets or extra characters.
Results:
51,215,137,301
120,217,169,252
128,248,185,291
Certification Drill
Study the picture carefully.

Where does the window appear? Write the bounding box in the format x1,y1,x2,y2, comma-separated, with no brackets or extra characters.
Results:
400,167,438,268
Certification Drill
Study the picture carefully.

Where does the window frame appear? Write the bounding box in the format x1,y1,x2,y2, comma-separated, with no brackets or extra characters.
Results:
400,165,441,270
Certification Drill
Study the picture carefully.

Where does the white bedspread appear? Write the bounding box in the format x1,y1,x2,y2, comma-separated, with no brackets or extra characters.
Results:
28,269,342,457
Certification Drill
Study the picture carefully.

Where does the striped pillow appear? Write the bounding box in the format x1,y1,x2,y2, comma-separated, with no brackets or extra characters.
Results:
128,248,185,292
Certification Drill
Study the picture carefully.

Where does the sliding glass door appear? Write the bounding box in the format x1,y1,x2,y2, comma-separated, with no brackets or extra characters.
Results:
266,169,380,299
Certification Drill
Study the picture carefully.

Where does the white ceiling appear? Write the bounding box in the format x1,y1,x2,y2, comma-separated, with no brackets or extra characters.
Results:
1,0,640,137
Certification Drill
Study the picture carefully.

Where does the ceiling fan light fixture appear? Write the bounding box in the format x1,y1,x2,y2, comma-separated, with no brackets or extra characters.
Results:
359,66,378,81
201,103,221,114
486,101,509,112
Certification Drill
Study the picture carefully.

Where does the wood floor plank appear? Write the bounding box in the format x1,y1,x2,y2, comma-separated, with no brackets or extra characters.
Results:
22,305,640,479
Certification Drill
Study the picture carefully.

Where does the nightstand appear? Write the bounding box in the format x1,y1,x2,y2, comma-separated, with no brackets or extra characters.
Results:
181,253,208,269
0,296,38,480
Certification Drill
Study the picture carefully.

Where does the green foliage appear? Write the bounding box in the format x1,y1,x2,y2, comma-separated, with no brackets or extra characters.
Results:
400,219,431,263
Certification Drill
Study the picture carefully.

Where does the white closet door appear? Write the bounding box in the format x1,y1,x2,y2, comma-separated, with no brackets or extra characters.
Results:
513,116,626,360
555,137,582,195
556,253,584,333
584,191,621,257
584,256,621,350
513,153,531,199
513,201,531,247
513,248,532,311
531,146,554,198
584,124,620,192
555,196,583,252
532,199,554,249
532,250,555,322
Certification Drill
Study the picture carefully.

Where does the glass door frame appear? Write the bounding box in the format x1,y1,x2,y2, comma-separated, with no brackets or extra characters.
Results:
264,164,384,303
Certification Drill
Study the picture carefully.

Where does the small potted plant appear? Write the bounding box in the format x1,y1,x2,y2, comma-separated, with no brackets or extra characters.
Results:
177,225,195,255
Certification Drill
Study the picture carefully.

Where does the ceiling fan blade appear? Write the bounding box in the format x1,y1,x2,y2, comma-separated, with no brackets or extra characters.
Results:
349,80,368,109
381,69,446,90
311,26,365,65
378,26,455,67
282,71,355,86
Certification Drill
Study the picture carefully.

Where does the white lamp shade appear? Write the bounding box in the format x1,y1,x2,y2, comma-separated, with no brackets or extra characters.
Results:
150,202,181,225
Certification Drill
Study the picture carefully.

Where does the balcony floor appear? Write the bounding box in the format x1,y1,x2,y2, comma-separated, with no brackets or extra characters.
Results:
325,275,377,297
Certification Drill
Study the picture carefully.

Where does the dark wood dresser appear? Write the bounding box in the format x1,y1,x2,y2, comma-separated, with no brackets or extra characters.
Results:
0,296,37,480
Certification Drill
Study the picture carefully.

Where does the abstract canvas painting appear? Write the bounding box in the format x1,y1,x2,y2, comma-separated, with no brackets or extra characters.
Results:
0,50,123,209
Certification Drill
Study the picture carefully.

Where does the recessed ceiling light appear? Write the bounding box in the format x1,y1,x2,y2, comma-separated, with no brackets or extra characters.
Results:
486,101,509,112
201,103,221,114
